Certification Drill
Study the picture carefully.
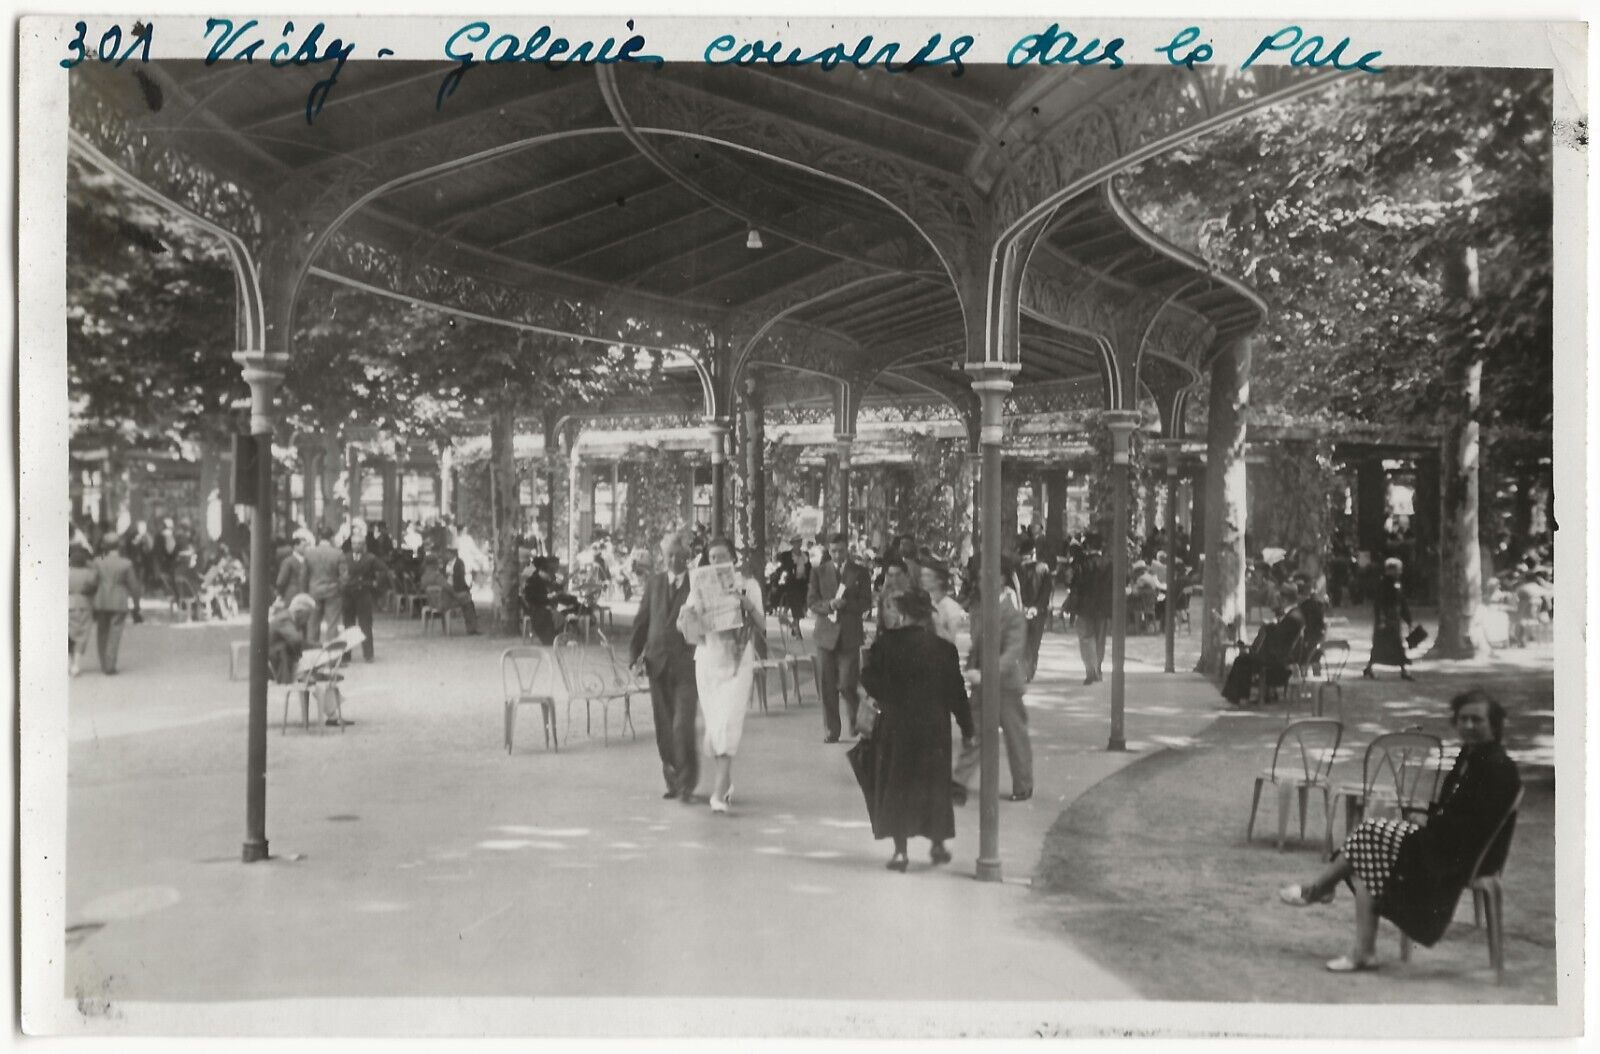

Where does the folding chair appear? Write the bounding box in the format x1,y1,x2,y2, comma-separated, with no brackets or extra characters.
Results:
751,619,792,712
775,610,817,704
1315,639,1351,720
1400,787,1525,984
552,629,634,744
501,646,559,753
282,637,351,733
1247,719,1343,852
1333,731,1446,845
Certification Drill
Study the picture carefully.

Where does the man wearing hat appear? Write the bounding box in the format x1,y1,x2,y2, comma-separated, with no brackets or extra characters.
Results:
770,535,812,627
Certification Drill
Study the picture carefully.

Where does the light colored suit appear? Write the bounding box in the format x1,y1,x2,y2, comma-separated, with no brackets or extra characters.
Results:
953,597,1034,796
303,542,345,642
92,552,140,674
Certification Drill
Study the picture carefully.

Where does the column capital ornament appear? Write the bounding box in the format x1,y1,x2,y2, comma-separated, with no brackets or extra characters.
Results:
232,349,290,434
1103,409,1145,464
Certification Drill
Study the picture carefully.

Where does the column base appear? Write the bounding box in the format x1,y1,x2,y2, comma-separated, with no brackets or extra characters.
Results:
975,858,1004,882
241,839,269,863
1106,738,1127,752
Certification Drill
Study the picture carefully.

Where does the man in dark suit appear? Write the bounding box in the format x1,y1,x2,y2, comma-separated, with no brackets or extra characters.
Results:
630,529,700,802
92,537,141,675
275,531,311,602
1068,531,1112,685
340,532,393,662
806,532,874,742
443,546,481,634
1016,535,1054,682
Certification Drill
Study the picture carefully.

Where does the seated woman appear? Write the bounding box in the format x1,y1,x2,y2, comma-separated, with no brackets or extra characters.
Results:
1221,585,1306,705
521,557,559,645
268,594,318,684
1279,689,1522,972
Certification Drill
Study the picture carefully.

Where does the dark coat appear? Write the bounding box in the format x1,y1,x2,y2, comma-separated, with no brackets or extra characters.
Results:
1382,742,1522,946
1018,559,1054,621
629,570,695,674
1068,551,1112,621
1370,577,1413,667
860,626,973,841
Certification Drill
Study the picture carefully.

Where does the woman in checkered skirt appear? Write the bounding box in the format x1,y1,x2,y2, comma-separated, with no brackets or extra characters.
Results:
1277,690,1522,972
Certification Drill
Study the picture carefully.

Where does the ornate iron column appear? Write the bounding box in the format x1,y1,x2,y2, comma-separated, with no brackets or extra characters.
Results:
234,348,287,863
1104,410,1143,752
707,418,730,538
832,435,854,539
1163,440,1182,675
968,362,1017,882
743,378,767,579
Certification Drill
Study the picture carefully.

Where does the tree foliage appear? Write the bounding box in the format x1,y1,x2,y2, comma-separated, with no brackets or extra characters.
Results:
1122,69,1553,434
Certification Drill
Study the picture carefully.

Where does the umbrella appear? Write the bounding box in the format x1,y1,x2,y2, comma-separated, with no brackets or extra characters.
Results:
846,738,880,834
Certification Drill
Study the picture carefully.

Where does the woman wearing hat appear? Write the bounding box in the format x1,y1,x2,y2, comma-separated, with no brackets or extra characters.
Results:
1363,556,1415,681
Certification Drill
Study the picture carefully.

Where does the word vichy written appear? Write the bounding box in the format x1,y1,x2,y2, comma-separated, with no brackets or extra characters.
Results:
60,19,1385,125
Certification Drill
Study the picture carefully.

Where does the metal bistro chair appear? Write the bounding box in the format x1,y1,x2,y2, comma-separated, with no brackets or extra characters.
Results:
777,608,817,704
1247,719,1344,852
172,578,205,623
1315,639,1352,720
282,636,351,734
1332,731,1446,846
552,629,635,744
501,646,559,753
751,619,793,712
1399,787,1526,985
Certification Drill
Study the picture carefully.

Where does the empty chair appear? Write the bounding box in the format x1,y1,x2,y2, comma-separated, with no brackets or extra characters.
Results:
775,610,817,704
1399,788,1525,984
501,646,558,753
1316,639,1352,720
1334,731,1446,845
552,629,634,744
750,617,792,712
1248,719,1344,852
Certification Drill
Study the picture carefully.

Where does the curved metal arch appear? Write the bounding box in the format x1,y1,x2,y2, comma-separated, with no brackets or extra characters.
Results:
68,129,263,351
1018,304,1121,411
984,71,1348,367
596,65,971,349
305,265,717,416
728,272,899,392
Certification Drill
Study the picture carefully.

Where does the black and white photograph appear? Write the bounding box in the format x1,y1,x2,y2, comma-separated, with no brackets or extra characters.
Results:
16,10,1588,1040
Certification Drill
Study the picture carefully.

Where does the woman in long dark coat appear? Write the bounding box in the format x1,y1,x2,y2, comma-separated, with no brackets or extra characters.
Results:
859,590,974,872
1363,556,1415,680
1279,689,1522,971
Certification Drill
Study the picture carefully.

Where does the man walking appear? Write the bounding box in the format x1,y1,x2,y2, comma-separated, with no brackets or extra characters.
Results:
276,530,311,602
443,545,482,634
1017,535,1054,682
341,532,392,662
952,571,1034,803
630,530,700,802
1069,531,1112,685
807,532,873,742
92,537,141,675
303,527,345,645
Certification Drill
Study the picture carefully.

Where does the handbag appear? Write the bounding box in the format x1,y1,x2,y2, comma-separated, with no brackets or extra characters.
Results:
1406,624,1429,649
857,698,879,737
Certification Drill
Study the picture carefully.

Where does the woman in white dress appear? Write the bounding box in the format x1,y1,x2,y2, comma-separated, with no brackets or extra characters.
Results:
677,536,764,813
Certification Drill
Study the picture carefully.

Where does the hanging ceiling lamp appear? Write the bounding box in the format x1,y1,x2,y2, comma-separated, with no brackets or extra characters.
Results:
746,229,764,250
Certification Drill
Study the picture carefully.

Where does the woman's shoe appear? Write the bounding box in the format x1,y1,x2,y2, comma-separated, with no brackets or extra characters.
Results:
1400,670,1415,681
1361,667,1375,679
1325,955,1378,973
1278,883,1335,907
886,854,909,873
929,844,952,866
709,795,728,814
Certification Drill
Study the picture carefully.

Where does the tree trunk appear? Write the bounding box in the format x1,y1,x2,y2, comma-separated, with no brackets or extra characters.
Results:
1428,238,1492,659
489,407,522,633
197,443,220,545
1197,337,1251,681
